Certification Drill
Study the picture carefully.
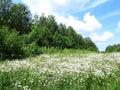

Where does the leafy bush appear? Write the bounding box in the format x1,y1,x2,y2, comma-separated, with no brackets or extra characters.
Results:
23,42,42,57
105,44,120,52
0,27,25,60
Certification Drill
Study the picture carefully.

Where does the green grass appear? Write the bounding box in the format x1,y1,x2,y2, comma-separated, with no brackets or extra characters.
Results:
0,52,120,90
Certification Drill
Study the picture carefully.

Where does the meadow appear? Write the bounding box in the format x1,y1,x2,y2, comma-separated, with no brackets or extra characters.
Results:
0,51,120,90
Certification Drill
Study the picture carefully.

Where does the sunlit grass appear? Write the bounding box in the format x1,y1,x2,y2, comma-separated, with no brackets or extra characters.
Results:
0,52,120,90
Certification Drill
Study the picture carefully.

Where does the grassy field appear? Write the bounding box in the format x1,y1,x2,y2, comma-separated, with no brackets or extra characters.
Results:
0,52,120,90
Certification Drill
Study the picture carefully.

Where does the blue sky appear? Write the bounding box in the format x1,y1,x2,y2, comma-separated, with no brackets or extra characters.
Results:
13,0,120,51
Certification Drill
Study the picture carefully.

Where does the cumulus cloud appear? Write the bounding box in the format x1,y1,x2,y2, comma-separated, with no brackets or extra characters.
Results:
22,0,110,15
22,0,53,15
91,31,114,42
22,0,90,15
81,12,102,31
22,0,102,33
55,12,102,32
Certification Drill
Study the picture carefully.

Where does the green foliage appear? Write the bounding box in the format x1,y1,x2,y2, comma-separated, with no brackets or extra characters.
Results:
53,32,64,48
105,44,120,52
0,1,31,34
47,15,58,34
9,3,31,34
23,42,42,57
0,0,98,60
0,27,24,60
0,0,13,27
84,37,98,51
28,26,52,47
0,53,120,90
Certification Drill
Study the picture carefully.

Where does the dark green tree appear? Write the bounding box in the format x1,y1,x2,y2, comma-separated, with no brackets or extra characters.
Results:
53,32,64,48
67,26,84,49
9,3,31,34
0,0,12,28
32,13,39,26
105,44,120,52
84,37,98,51
28,26,52,47
47,15,58,34
0,27,24,60
37,13,48,27
58,23,67,35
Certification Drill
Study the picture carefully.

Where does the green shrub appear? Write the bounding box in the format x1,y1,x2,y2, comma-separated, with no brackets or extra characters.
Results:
23,42,42,57
0,27,25,60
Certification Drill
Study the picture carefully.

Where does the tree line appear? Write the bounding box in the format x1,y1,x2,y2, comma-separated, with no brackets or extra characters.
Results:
0,0,98,60
105,44,120,52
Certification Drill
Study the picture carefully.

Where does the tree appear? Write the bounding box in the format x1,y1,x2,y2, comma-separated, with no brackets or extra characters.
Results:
9,3,31,34
105,44,120,52
84,37,98,51
47,15,58,34
0,1,31,34
37,13,48,27
58,23,67,35
0,0,12,28
53,32,63,48
75,34,84,49
32,13,39,26
0,27,24,60
28,26,52,47
67,26,84,49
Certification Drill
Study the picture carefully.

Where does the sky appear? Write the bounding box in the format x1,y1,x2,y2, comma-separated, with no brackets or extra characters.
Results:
13,0,120,51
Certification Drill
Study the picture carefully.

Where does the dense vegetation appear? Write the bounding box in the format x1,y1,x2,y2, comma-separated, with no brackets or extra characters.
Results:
0,52,120,90
0,1,120,90
105,44,120,52
0,0,98,60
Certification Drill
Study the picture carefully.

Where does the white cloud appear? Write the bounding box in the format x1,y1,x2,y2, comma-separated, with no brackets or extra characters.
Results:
22,0,102,33
22,0,109,15
91,31,114,42
55,12,102,32
117,21,120,30
118,22,120,29
82,12,102,31
115,21,120,33
22,0,53,15
22,0,90,15
54,0,67,5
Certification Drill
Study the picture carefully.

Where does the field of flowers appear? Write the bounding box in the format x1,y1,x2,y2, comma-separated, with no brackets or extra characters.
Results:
0,52,120,90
